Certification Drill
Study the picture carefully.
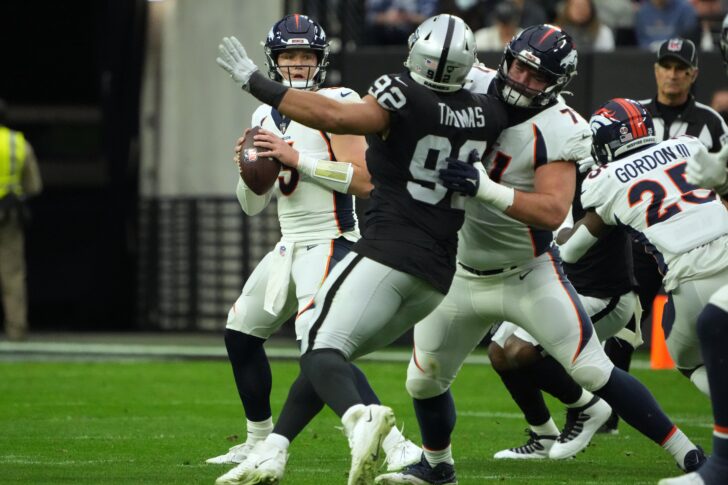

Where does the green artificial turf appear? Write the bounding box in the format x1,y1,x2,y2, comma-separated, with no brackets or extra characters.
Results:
0,357,712,484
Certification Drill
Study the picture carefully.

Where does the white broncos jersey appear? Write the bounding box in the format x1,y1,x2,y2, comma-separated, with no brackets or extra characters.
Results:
581,136,728,290
250,87,361,243
459,65,592,270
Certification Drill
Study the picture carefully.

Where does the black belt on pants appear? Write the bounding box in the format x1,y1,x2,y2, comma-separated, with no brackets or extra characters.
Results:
459,262,519,276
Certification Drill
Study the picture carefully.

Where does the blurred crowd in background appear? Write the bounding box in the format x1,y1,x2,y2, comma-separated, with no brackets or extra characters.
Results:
363,0,726,52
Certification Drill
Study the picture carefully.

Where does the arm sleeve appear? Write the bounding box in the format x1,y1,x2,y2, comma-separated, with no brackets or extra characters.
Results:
236,178,272,216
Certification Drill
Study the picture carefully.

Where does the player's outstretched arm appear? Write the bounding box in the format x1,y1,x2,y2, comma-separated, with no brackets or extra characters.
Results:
216,36,388,135
275,91,389,136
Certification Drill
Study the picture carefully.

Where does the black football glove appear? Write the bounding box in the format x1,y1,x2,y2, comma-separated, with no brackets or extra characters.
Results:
439,149,482,197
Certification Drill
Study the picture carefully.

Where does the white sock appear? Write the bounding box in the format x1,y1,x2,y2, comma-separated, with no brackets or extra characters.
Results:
567,389,594,408
264,432,290,451
531,418,559,437
689,366,711,396
424,445,454,466
662,427,695,465
382,426,406,454
247,417,274,442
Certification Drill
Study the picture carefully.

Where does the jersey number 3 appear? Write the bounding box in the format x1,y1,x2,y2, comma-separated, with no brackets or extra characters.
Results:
408,135,487,205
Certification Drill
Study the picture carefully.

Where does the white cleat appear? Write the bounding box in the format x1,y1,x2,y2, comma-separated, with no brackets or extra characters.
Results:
493,429,556,459
549,396,612,460
343,404,396,485
384,434,422,472
207,441,257,465
658,472,706,485
214,440,288,485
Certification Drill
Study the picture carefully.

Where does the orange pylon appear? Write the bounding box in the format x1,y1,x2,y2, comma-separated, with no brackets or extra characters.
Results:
650,294,675,370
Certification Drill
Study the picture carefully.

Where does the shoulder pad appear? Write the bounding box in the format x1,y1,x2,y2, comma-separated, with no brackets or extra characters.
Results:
368,74,409,111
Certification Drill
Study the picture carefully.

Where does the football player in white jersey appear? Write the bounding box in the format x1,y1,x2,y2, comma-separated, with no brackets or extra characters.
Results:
568,98,728,395
487,179,639,460
208,14,419,480
378,26,705,485
216,13,508,485
658,18,728,483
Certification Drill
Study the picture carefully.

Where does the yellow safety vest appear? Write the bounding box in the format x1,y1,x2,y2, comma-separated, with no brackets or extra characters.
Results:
0,126,27,199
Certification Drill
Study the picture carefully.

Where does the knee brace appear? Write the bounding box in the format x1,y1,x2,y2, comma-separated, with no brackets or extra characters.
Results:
570,363,610,391
406,357,450,399
406,376,449,400
678,365,710,396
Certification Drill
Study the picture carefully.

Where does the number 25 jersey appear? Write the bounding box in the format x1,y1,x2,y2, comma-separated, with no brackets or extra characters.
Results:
355,71,508,293
581,136,728,291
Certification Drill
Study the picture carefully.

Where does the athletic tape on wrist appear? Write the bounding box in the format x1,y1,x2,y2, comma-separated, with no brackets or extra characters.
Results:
298,154,353,193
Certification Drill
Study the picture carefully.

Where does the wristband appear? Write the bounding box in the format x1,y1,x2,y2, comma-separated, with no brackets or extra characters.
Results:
473,163,515,211
247,71,289,109
558,224,598,263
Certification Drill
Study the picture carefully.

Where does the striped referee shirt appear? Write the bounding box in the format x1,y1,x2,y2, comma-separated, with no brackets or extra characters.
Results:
639,95,728,153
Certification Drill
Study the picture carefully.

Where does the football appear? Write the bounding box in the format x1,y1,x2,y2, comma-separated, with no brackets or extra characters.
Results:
239,126,282,195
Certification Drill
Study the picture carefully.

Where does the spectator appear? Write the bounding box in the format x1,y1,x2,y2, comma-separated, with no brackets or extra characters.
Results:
439,0,492,32
691,0,725,50
711,88,728,124
475,0,521,51
593,0,636,31
513,0,548,27
635,0,700,50
556,0,615,51
363,0,439,45
0,99,42,341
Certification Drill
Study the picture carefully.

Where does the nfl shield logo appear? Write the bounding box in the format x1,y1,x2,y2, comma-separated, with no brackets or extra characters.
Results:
244,148,258,162
667,39,683,52
279,245,286,256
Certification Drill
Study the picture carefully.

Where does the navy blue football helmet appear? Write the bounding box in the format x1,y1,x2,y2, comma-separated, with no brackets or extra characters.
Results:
590,98,657,165
264,14,330,89
496,24,578,108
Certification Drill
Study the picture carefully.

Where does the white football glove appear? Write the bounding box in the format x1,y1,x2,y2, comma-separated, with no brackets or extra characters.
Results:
216,36,259,90
576,156,597,174
687,144,728,189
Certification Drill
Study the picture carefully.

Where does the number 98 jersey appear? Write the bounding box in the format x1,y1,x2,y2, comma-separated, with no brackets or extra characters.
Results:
581,135,728,291
355,71,508,293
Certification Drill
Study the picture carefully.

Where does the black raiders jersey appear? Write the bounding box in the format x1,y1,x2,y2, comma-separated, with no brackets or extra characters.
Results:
562,171,637,298
354,71,508,293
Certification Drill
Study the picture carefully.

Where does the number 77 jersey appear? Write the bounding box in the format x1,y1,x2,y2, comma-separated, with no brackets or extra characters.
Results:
581,135,728,291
